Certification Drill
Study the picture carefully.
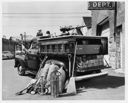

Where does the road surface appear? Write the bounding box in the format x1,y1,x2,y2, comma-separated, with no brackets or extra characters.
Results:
2,59,125,100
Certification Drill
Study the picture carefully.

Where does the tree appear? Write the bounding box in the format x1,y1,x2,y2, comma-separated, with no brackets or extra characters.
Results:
3,35,6,39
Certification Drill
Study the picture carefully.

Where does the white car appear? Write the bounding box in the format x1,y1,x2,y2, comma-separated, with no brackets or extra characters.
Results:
2,51,14,60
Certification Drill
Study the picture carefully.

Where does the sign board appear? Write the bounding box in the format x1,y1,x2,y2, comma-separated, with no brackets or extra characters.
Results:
88,1,115,10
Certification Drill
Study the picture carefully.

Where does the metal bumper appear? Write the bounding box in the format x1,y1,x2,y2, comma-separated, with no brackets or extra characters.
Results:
75,71,108,81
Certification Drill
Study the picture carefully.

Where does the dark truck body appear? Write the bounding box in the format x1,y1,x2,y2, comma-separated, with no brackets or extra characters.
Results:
39,35,108,55
38,35,108,77
14,35,108,80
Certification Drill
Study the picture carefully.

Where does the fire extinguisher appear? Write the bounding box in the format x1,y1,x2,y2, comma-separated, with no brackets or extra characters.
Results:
50,70,61,98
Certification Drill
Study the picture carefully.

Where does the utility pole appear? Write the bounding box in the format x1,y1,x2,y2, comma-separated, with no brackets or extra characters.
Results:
20,34,23,41
24,32,26,42
114,2,118,69
24,32,27,48
114,2,117,41
20,34,23,52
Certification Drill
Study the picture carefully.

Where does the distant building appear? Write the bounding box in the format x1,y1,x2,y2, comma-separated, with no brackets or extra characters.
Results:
2,38,16,53
88,2,125,71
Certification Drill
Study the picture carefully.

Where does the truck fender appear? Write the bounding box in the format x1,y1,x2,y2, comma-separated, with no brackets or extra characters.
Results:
16,58,27,68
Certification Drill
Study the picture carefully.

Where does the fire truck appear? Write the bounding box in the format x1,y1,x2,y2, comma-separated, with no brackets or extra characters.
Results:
14,26,108,94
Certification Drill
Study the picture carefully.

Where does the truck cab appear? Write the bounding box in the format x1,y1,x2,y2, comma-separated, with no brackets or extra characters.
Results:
14,38,40,76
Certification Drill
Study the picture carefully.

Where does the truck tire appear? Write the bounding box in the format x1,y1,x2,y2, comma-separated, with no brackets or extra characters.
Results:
95,69,101,73
17,65,25,76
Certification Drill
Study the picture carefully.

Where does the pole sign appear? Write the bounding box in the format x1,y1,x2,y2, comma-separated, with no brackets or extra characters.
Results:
88,1,115,10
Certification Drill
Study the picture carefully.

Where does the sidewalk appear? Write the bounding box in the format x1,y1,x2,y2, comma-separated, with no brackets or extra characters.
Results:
102,68,124,77
114,68,124,74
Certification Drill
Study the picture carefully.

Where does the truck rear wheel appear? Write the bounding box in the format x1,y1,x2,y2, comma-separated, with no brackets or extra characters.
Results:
17,65,25,76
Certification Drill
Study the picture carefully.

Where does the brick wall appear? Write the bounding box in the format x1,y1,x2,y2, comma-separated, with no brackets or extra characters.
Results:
116,2,125,71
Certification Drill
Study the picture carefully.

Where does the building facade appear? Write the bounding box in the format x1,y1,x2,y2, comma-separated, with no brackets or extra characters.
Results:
89,2,125,71
2,38,16,53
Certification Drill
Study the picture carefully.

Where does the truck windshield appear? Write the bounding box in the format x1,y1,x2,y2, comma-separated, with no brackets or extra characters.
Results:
31,42,38,49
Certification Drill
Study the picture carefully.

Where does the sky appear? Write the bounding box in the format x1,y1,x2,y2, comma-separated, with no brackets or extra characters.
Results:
2,1,91,39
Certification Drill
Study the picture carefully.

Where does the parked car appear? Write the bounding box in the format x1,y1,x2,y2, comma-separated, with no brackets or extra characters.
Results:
2,51,14,60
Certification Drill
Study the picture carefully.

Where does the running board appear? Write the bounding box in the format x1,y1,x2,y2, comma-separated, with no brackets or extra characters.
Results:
75,72,108,81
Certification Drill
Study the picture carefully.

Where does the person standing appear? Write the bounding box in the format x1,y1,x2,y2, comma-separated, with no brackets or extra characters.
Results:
36,29,43,37
46,31,51,37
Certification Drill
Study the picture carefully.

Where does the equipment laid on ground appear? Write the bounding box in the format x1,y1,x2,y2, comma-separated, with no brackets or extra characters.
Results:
15,25,109,97
15,56,48,95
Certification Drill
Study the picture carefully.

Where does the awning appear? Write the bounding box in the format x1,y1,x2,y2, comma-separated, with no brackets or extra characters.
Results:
83,17,92,28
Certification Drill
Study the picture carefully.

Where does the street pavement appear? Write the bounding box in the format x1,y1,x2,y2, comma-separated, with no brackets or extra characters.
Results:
2,60,125,100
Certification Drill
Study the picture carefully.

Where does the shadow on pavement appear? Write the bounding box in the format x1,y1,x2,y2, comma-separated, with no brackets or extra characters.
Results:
76,75,125,90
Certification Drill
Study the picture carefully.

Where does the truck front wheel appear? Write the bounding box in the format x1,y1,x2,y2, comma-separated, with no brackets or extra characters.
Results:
17,65,25,76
